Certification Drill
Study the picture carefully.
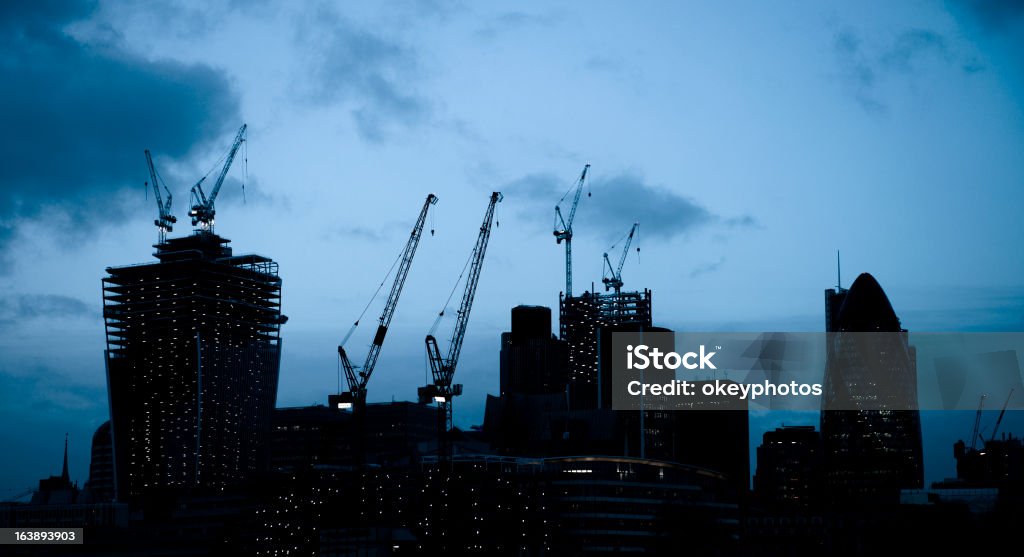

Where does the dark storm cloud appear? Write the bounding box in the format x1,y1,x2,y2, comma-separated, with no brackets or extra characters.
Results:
0,294,94,329
504,171,755,242
834,27,979,113
0,0,241,258
295,6,430,142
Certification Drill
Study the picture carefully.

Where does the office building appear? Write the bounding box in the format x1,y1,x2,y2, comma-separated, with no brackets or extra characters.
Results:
499,305,568,396
102,232,284,498
820,273,924,503
754,425,823,507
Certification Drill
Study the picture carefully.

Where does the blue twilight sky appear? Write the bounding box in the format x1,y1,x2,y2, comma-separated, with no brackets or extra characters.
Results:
1,1,1023,495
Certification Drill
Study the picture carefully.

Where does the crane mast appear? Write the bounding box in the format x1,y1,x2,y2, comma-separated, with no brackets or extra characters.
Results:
970,394,987,450
144,150,177,244
553,164,589,297
189,124,247,231
602,222,639,295
989,389,1015,443
332,194,438,413
420,191,502,459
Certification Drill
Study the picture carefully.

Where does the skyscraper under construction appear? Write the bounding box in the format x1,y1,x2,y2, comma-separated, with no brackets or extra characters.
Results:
102,232,285,498
560,289,652,410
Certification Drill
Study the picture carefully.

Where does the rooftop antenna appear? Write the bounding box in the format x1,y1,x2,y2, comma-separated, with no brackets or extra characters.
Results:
62,433,69,482
836,250,842,290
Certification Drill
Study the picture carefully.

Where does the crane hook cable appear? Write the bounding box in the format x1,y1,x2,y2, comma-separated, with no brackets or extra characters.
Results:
340,243,405,348
429,242,475,337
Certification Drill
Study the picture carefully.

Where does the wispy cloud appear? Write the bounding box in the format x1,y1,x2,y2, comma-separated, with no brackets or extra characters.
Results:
293,6,430,142
323,218,418,244
474,10,555,40
583,54,644,85
213,175,289,211
690,257,726,278
326,225,388,243
881,29,952,72
0,294,94,329
833,27,980,113
503,170,756,242
834,30,886,113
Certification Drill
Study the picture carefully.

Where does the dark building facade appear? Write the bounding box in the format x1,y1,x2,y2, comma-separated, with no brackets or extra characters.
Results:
820,273,924,503
103,232,284,498
486,316,750,497
252,455,740,556
954,434,1024,484
270,406,353,472
499,305,568,396
560,289,652,410
670,388,751,498
824,285,848,333
270,402,438,472
754,425,823,508
86,421,115,502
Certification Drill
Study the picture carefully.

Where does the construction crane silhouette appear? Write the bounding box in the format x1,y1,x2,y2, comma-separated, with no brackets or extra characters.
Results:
989,389,1015,443
331,194,439,416
970,394,987,450
553,164,589,297
420,191,502,461
189,124,247,232
601,222,639,296
144,150,176,244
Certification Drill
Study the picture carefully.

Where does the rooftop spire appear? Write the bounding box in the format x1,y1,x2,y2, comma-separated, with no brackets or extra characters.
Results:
61,433,69,482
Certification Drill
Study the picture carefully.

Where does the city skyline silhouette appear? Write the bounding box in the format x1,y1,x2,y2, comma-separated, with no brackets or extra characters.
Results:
2,8,1023,550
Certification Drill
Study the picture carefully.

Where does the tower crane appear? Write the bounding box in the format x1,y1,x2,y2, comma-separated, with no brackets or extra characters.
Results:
970,394,987,450
420,192,502,460
330,194,439,415
988,389,1015,443
189,124,247,232
144,150,177,244
553,164,590,297
601,222,639,296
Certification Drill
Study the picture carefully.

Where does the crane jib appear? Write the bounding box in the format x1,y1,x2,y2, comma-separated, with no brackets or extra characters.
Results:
334,193,438,409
